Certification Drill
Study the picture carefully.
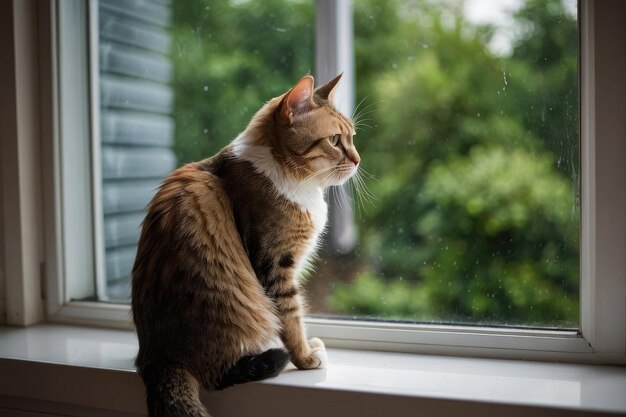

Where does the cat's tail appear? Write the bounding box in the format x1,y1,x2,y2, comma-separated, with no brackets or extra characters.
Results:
141,365,209,417
215,348,291,390
140,349,290,416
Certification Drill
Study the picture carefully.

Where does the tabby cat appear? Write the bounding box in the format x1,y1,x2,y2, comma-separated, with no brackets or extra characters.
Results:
131,74,360,417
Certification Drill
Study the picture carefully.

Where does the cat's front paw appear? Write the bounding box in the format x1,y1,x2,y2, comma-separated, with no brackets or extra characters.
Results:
293,337,328,370
309,337,328,369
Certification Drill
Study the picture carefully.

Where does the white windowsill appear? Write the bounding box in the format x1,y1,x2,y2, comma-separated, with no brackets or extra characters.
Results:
0,324,625,417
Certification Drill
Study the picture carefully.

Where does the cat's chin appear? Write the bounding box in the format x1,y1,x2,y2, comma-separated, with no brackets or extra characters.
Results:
325,173,355,187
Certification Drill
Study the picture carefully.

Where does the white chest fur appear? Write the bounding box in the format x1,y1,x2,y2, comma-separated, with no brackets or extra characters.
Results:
232,135,328,277
293,186,327,278
293,183,328,234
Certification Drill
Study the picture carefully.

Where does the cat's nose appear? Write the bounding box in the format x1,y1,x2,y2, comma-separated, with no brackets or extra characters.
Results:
351,153,361,167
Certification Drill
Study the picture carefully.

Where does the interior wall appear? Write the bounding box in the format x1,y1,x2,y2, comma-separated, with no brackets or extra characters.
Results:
0,0,45,326
0,152,5,326
0,0,10,327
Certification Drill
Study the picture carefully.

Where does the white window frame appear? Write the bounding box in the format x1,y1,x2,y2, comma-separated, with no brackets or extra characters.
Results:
9,0,621,363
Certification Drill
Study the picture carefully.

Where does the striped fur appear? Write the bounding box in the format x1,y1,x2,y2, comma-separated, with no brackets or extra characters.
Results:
131,75,359,416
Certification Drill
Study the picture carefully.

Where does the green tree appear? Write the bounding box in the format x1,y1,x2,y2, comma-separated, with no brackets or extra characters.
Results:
171,0,314,162
168,0,580,327
329,0,579,327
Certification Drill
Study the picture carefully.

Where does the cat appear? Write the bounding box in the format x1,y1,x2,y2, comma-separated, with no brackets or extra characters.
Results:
131,73,360,417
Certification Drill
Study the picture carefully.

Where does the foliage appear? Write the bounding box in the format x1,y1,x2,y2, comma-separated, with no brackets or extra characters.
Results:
421,146,577,322
171,0,314,162
170,0,580,327
330,271,430,320
328,0,579,327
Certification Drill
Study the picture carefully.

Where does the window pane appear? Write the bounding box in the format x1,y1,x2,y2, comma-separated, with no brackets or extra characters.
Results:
307,0,580,328
98,0,176,300
95,0,314,301
93,0,579,330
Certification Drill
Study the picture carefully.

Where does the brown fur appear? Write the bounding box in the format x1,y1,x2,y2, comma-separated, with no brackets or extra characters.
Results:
131,75,359,416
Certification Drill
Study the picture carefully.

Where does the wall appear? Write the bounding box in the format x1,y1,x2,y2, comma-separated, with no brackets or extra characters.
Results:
0,0,45,326
0,149,5,325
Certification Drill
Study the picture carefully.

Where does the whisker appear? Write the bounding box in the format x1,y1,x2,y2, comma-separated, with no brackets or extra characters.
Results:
353,117,376,125
352,176,368,217
353,169,378,205
352,106,378,125
349,178,361,218
351,94,372,121
357,166,379,182
354,122,375,132
320,169,340,189
353,110,377,130
297,165,340,185
340,182,355,216
357,175,378,203
293,167,339,194
353,107,377,122
333,184,347,217
353,101,377,119
352,111,377,134
353,117,376,129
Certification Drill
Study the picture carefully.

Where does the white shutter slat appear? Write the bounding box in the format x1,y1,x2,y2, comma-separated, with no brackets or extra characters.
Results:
99,0,175,300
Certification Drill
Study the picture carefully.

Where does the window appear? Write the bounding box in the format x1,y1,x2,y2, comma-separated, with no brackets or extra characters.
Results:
89,0,581,328
310,0,580,329
90,0,579,328
96,0,177,301
94,0,315,302
25,0,624,362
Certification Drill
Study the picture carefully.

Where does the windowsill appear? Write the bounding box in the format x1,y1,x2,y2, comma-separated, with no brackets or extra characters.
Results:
1,324,625,417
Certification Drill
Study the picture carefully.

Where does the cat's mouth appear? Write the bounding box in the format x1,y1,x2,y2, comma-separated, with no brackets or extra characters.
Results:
327,163,358,186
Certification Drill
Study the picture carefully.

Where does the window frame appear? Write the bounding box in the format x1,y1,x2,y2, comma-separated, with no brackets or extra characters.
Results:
29,0,626,363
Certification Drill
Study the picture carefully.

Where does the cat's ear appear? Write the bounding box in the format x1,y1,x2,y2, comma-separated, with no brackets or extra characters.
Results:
280,75,314,124
315,73,342,102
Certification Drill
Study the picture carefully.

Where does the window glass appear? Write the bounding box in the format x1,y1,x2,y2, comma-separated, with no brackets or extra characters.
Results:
98,0,177,300
309,0,579,328
96,0,314,301
94,0,579,330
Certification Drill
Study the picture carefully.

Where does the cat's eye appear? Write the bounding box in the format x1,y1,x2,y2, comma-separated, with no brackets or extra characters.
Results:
330,134,341,147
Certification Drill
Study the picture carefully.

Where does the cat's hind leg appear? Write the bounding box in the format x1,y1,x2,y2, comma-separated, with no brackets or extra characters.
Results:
214,348,291,390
